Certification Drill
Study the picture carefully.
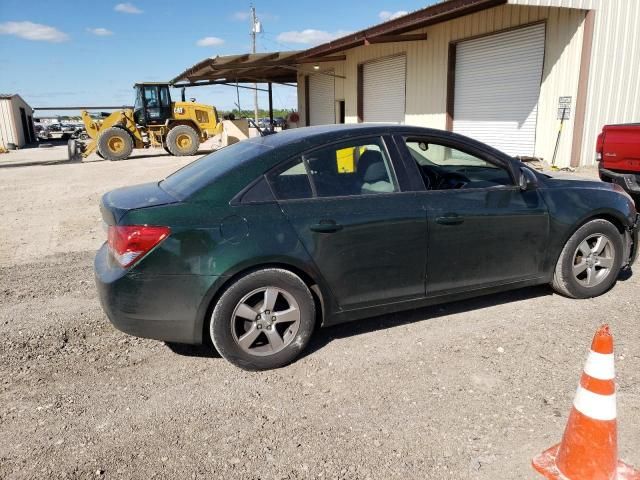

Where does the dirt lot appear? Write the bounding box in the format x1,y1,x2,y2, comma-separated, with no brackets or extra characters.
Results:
0,147,638,479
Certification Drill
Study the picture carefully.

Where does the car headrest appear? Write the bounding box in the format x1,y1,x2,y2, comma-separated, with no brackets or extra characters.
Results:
358,150,387,183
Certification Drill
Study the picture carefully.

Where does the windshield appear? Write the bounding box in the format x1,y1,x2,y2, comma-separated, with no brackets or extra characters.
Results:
160,141,270,199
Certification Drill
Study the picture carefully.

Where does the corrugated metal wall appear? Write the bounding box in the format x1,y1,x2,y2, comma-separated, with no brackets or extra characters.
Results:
298,4,587,167
0,99,18,148
510,0,640,166
509,0,597,9
580,0,640,166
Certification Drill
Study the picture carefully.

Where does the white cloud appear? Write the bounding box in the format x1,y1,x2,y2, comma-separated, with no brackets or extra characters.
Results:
114,3,143,14
379,10,409,21
232,11,250,21
0,21,69,42
87,27,113,36
277,29,350,45
196,36,225,47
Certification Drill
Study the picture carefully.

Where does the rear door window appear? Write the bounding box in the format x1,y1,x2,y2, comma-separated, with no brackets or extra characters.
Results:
267,137,398,199
268,158,313,200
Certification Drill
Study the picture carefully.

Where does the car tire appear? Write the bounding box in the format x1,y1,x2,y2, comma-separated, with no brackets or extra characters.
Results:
210,269,315,370
552,219,623,299
97,127,133,161
166,125,199,156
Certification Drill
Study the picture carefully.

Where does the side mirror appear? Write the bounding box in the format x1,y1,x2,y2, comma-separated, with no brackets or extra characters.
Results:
519,167,538,191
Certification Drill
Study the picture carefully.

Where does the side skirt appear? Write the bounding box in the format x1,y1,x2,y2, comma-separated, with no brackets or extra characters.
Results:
323,276,549,327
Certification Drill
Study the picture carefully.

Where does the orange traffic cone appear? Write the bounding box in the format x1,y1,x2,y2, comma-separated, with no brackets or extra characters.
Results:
532,324,640,480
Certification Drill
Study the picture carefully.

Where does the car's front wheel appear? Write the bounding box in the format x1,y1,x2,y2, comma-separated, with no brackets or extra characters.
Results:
552,219,623,298
210,269,316,370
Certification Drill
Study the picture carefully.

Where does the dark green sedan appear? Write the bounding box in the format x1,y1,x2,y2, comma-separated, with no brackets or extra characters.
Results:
95,124,638,370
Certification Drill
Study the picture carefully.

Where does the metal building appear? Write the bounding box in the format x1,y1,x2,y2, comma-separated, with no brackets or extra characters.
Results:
0,94,35,149
293,0,639,168
173,0,638,168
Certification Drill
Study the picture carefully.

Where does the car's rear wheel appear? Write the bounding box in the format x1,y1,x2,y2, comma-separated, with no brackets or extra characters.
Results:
210,269,315,370
552,219,623,298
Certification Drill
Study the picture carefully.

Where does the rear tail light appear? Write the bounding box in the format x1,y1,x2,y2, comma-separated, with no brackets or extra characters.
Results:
596,132,604,162
107,225,170,268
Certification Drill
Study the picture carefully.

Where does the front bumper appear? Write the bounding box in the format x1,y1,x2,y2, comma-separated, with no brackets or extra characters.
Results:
626,213,640,268
94,243,218,344
599,166,640,194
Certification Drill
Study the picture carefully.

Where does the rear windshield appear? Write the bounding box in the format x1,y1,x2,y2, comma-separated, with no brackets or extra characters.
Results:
160,140,269,199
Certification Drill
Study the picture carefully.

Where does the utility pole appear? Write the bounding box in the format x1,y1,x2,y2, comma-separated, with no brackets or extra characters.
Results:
251,5,260,123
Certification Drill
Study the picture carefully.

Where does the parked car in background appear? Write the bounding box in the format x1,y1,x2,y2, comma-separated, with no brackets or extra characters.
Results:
95,124,638,370
41,123,76,141
597,123,640,205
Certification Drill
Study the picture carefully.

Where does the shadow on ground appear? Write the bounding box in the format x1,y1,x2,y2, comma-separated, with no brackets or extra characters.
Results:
165,284,554,361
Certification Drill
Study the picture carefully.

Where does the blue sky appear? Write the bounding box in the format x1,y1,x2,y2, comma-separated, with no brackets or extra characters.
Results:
0,0,433,115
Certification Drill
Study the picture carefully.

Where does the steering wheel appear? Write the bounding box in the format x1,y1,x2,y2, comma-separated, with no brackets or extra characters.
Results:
436,172,470,190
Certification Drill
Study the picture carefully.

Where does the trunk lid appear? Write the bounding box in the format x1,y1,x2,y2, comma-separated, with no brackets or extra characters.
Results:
100,182,179,225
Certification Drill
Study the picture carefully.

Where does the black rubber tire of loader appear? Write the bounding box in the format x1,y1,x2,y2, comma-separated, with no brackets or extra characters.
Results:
97,127,134,161
166,125,200,156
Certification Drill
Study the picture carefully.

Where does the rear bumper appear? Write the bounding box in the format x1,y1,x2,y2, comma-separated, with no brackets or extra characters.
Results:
94,243,218,344
599,166,640,194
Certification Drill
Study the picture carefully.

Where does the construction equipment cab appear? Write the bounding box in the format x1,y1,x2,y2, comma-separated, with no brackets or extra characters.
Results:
74,82,223,161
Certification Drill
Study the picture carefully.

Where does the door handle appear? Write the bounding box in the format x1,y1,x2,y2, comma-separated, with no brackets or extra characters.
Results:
435,214,464,225
310,220,343,233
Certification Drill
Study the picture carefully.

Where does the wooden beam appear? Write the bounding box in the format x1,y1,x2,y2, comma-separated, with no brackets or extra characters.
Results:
364,33,428,45
357,64,364,123
173,80,270,92
304,76,310,126
571,9,595,168
296,55,347,63
445,42,456,131
216,54,250,65
253,52,281,62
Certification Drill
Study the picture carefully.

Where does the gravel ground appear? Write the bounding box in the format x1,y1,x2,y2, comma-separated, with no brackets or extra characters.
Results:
0,150,638,479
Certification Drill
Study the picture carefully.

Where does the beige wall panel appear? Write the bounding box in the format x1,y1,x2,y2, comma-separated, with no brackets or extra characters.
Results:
509,0,597,9
581,0,640,166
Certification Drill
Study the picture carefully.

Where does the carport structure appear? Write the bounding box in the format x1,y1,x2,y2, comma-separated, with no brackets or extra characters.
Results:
170,51,346,124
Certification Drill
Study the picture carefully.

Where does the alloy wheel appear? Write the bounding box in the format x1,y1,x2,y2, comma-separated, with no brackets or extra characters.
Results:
230,287,301,356
572,233,615,287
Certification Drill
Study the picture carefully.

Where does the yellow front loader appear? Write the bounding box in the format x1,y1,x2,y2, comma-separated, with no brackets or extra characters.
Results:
70,83,223,161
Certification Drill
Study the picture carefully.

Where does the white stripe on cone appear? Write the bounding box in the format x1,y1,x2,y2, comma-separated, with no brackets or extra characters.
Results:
583,350,615,380
573,385,617,421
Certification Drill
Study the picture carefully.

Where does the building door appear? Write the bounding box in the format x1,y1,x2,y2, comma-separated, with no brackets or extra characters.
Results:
337,100,345,124
19,108,30,144
453,24,545,157
308,72,335,125
27,115,35,143
362,55,406,123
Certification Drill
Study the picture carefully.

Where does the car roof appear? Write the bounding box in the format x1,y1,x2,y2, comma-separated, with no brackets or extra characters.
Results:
246,123,448,149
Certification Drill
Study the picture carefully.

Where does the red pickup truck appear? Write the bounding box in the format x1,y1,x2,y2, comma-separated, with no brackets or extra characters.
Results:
597,124,640,201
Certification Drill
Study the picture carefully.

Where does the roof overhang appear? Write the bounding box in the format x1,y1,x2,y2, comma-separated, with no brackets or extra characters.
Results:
298,0,508,58
171,51,348,86
172,0,511,86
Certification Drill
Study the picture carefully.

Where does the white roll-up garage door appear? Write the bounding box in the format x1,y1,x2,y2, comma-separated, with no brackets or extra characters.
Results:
453,24,545,157
363,55,406,123
308,72,335,125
